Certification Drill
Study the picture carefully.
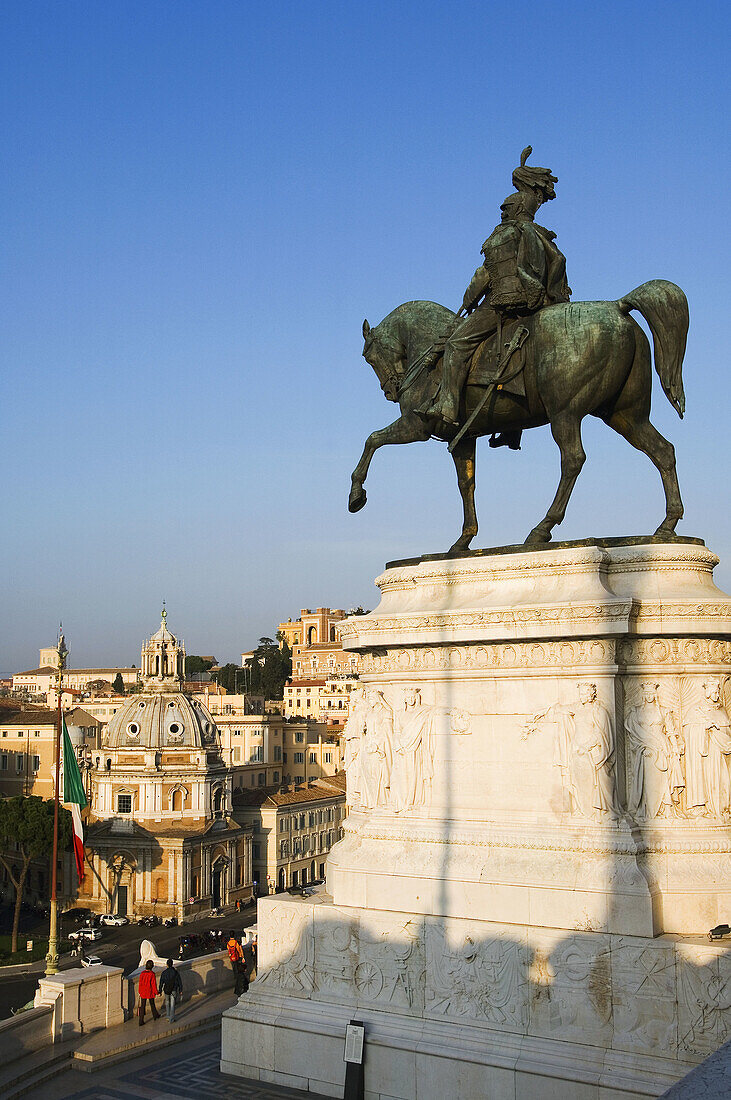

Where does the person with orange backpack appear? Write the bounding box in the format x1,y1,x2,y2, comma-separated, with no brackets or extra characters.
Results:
227,931,249,995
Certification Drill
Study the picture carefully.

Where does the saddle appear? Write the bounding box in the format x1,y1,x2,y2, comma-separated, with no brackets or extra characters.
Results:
467,317,530,399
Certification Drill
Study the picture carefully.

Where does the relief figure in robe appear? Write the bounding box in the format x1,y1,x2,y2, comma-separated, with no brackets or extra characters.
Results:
390,687,436,812
359,690,393,810
624,682,684,820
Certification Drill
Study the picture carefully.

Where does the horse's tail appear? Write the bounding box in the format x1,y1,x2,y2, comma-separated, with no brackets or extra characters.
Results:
618,280,688,418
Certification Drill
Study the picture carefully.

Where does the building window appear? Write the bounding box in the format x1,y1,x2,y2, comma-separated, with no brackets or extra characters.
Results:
274,745,282,762
16,755,24,773
295,732,304,743
309,752,316,764
0,754,6,771
273,771,279,782
117,793,132,813
279,817,287,832
295,775,304,785
294,752,304,764
258,773,265,786
33,755,40,772
324,752,332,763
253,843,260,859
308,812,315,827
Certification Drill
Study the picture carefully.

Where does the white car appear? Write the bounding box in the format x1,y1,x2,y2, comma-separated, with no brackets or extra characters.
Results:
68,926,103,942
80,954,103,967
100,913,128,926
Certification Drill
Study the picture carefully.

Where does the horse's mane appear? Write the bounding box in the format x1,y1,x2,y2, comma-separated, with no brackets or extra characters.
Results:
379,300,457,344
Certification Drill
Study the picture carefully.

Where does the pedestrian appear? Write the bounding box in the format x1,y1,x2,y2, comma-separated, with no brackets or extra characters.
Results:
251,934,257,971
137,959,160,1025
227,931,248,995
158,957,183,1022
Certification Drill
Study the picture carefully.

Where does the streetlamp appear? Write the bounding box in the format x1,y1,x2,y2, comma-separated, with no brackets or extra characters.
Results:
46,624,68,975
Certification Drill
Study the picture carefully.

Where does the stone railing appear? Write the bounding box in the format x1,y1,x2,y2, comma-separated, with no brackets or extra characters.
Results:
0,1004,57,1064
28,936,245,1044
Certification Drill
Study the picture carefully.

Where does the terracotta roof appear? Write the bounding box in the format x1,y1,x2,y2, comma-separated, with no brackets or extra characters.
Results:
233,777,346,809
0,707,57,726
285,679,327,688
66,708,100,726
14,666,58,677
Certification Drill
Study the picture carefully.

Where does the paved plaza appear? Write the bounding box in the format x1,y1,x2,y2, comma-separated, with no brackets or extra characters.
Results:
23,1027,331,1100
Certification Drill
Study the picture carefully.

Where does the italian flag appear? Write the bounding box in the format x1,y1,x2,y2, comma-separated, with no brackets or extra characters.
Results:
62,717,87,882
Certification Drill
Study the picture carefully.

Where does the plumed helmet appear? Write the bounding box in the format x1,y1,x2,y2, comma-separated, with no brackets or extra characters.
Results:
512,146,558,206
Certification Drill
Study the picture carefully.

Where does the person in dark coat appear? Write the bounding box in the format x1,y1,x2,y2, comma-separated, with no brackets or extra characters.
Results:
159,958,183,1023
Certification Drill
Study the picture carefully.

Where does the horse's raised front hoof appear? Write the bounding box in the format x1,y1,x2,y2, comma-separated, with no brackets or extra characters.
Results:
348,487,367,513
653,523,680,540
524,525,552,546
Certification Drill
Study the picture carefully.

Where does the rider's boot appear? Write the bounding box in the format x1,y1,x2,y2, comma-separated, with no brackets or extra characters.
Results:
489,430,523,450
421,358,470,426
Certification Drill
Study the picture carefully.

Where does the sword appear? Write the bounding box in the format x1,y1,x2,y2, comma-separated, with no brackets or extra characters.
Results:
447,325,529,454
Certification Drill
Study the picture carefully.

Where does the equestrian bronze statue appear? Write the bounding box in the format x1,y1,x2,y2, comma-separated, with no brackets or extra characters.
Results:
349,149,688,551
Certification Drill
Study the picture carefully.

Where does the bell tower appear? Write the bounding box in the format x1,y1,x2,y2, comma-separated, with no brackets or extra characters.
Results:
140,604,186,691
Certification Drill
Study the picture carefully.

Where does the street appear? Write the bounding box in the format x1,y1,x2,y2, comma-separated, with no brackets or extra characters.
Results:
0,907,257,1019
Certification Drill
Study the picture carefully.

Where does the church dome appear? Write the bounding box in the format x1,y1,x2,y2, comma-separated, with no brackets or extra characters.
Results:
104,692,218,750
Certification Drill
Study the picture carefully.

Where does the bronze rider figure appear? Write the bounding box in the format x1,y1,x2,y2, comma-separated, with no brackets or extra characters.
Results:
425,148,571,447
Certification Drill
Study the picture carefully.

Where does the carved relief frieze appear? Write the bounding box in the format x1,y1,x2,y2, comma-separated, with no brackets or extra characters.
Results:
257,904,315,996
523,682,621,823
611,939,677,1056
622,676,731,824
359,638,614,676
617,637,731,667
424,921,527,1029
528,932,613,1045
677,948,731,1060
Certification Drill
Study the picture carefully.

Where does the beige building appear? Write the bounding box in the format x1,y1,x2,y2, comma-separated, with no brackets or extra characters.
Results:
233,773,347,894
0,706,57,797
280,608,359,681
79,612,253,921
12,647,140,698
283,672,359,726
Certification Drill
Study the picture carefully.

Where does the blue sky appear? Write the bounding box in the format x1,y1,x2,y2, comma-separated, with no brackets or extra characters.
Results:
1,1,729,672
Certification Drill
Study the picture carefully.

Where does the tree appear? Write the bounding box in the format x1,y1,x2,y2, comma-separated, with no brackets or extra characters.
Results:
213,663,241,693
0,797,72,953
185,655,215,677
112,673,125,694
244,637,292,700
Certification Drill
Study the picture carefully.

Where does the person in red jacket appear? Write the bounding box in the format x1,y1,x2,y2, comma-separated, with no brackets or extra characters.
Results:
138,959,160,1025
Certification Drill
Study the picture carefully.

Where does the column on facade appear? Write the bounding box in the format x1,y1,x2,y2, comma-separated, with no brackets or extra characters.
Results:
177,849,186,906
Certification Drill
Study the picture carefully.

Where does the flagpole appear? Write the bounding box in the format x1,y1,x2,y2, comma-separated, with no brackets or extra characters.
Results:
46,626,68,976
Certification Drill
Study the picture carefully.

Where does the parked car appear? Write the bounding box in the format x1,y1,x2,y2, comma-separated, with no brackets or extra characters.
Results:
63,907,94,924
68,926,103,942
100,913,128,926
80,954,103,967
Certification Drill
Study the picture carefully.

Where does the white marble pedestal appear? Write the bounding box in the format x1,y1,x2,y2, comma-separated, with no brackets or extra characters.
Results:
222,539,731,1099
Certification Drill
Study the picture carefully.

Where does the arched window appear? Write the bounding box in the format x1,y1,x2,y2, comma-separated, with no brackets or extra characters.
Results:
307,626,316,644
169,786,187,812
330,626,336,642
155,655,160,674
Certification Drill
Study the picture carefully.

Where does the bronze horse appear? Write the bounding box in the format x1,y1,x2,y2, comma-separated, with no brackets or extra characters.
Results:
349,280,688,551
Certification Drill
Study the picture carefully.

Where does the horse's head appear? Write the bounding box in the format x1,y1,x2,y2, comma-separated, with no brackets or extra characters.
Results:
362,318,404,403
